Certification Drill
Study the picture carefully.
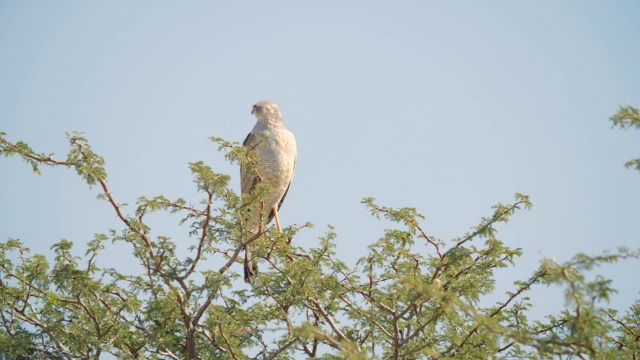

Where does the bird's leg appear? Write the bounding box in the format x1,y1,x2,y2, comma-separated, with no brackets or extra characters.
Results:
273,207,282,233
272,207,294,261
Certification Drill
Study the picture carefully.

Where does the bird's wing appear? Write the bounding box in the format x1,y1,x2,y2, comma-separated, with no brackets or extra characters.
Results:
240,132,260,196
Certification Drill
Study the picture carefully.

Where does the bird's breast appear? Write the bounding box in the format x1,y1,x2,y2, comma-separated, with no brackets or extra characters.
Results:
254,129,295,167
253,127,297,208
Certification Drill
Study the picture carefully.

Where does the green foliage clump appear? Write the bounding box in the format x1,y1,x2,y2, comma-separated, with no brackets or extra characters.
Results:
610,105,640,171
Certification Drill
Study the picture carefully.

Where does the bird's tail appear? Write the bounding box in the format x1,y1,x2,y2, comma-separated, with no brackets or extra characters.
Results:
244,246,258,284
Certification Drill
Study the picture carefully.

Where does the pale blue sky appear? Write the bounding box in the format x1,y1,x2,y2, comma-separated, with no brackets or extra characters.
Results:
1,1,639,323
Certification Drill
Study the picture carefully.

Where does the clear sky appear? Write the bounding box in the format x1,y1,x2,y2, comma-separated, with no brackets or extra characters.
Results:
1,1,639,324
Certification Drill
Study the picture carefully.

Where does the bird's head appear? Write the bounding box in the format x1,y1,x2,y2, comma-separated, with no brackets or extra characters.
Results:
251,100,283,124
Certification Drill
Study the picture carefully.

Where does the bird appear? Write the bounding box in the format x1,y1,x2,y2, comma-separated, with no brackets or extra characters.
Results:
240,100,297,284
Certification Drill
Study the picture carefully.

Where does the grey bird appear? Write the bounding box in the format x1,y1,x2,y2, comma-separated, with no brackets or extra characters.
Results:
241,100,297,283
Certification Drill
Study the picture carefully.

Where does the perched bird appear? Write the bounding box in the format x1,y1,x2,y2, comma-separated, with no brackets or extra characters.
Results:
241,100,297,283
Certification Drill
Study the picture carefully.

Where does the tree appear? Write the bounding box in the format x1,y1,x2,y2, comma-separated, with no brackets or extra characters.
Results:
610,105,640,171
0,131,638,359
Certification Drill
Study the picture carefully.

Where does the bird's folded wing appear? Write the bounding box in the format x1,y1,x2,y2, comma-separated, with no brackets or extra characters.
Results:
240,132,260,196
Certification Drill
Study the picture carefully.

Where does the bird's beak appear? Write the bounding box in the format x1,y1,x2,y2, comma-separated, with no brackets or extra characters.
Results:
251,106,256,115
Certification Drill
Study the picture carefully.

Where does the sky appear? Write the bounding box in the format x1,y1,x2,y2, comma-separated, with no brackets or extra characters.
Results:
1,0,639,330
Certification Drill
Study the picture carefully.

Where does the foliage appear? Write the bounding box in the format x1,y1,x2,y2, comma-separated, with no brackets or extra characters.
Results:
610,105,640,171
1,132,639,359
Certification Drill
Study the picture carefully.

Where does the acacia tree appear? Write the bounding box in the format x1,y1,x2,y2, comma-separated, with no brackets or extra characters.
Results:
0,131,638,359
610,105,640,171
